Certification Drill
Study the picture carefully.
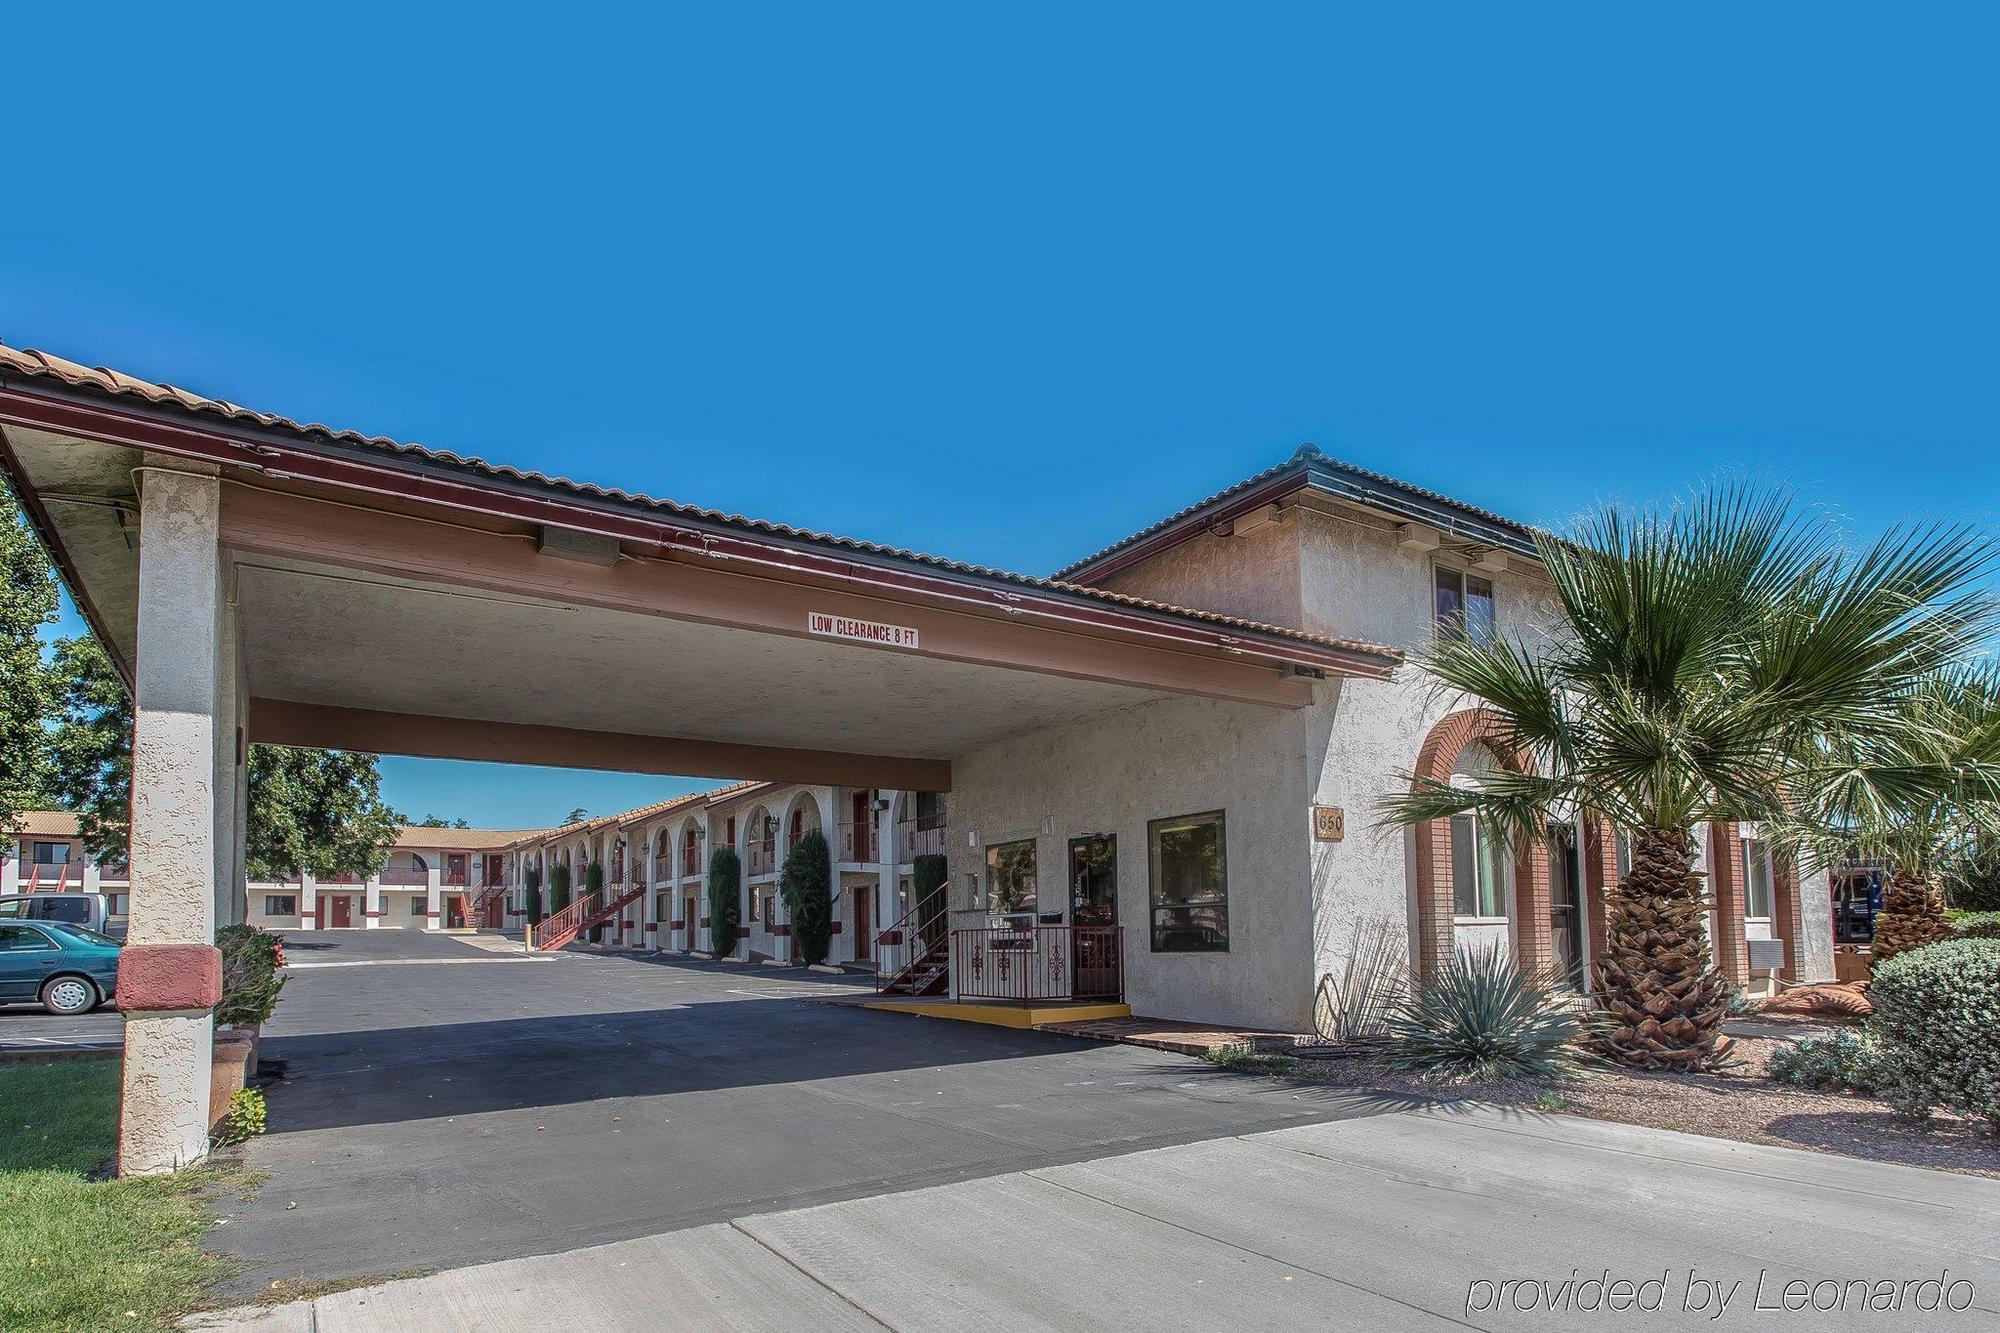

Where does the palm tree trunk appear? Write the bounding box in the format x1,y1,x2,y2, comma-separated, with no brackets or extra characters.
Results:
1869,870,1948,968
1593,826,1732,1070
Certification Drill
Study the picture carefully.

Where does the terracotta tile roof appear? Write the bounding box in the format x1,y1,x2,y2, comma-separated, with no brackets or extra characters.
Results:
390,826,549,851
5,811,82,837
1051,443,1546,582
507,781,772,849
0,344,1400,665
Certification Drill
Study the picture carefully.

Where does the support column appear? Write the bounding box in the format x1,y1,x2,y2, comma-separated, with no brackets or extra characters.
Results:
118,466,225,1177
364,875,382,927
425,865,442,931
1707,823,1751,986
641,836,658,948
1,844,16,894
300,873,318,930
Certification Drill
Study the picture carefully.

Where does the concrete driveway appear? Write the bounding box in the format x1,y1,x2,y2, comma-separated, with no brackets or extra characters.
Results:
202,1100,2000,1331
211,936,1412,1299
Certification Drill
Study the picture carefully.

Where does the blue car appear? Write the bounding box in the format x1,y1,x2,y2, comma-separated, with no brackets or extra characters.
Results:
0,921,120,1015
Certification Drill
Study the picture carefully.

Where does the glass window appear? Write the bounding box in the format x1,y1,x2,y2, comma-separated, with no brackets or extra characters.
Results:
1614,834,1631,880
0,924,55,951
984,840,1038,915
1742,839,1774,919
32,842,71,865
1433,568,1496,644
1148,812,1228,952
410,896,426,916
265,895,297,916
46,923,115,947
1450,814,1509,918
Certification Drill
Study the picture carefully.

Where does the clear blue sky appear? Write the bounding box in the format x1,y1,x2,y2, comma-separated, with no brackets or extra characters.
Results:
5,5,1996,827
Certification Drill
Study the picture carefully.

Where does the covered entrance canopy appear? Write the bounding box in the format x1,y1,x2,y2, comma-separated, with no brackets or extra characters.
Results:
0,344,1398,1174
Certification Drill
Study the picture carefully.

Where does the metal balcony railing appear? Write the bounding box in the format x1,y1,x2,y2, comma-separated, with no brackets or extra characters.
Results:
840,824,879,862
897,819,948,861
951,925,1123,1005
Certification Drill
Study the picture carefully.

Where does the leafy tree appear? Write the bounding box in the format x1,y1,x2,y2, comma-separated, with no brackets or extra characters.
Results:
780,829,833,965
246,746,404,879
563,807,589,825
523,863,543,925
418,814,470,829
0,480,57,827
1381,486,1996,1071
548,861,572,914
44,635,130,864
44,632,403,879
707,846,742,957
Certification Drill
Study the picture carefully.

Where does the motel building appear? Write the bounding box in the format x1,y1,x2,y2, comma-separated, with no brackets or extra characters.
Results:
0,343,1834,1175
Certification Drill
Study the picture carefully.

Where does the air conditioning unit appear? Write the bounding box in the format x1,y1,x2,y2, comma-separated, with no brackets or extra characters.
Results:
1747,938,1787,971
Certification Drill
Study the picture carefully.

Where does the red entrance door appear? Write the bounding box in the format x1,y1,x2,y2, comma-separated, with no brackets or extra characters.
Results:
854,885,873,962
445,894,466,929
685,896,697,945
327,895,353,928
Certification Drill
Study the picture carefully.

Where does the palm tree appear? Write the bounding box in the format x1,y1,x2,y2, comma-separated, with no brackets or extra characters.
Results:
1779,666,2000,967
1381,487,1995,1070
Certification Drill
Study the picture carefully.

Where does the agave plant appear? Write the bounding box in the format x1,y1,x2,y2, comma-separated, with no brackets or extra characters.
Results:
1381,486,1997,1071
1379,946,1591,1083
1312,915,1408,1045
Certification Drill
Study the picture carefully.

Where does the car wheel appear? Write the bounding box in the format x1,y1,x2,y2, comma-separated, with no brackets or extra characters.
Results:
41,975,99,1016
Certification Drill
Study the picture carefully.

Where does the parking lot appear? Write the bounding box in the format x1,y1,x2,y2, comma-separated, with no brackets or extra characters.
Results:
210,931,1410,1299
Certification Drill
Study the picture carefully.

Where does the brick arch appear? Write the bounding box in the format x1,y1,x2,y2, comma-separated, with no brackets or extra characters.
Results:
1410,708,1553,978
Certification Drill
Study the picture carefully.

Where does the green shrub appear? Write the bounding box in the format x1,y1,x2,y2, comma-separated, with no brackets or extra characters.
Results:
708,847,742,956
583,860,605,943
548,862,571,914
1380,948,1592,1083
213,1087,267,1146
1868,938,2000,1132
1767,1029,1887,1092
214,924,287,1028
780,830,833,965
1946,910,2000,941
524,864,543,925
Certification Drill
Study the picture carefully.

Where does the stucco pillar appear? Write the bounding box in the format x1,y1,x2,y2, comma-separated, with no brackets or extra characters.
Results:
425,865,442,930
1,845,17,894
119,466,225,1177
640,836,658,948
83,860,101,892
300,873,318,930
364,875,382,927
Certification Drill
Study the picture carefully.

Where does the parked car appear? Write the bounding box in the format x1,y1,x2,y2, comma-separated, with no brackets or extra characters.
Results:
0,892,121,938
0,920,120,1015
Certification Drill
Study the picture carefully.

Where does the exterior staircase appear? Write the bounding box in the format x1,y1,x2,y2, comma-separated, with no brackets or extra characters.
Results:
875,898,950,996
533,883,646,951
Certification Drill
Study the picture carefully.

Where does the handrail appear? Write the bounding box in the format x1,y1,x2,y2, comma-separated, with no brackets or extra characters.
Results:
533,882,647,951
875,894,952,992
953,925,1123,1005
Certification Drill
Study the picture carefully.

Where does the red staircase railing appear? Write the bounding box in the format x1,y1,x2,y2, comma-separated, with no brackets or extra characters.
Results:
533,883,646,951
875,896,952,996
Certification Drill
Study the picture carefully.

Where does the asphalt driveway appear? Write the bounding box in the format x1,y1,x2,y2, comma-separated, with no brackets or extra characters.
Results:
212,934,1411,1298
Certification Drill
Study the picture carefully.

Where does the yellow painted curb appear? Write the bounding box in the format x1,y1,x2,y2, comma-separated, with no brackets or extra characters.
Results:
859,999,1132,1029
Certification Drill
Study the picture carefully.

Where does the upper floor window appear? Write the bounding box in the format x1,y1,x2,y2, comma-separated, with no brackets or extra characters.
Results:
1434,567,1496,644
32,842,71,866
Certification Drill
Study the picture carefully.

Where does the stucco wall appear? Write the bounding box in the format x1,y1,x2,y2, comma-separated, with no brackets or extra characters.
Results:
1093,517,1303,631
948,692,1319,1031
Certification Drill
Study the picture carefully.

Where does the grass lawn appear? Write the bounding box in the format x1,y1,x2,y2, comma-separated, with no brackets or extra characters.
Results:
0,1060,241,1332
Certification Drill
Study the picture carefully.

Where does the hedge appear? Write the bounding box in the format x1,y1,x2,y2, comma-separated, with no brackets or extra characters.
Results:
1868,938,2000,1132
708,846,742,956
780,830,833,966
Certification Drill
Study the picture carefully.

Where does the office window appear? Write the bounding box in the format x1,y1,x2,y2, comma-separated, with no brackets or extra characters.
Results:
984,840,1038,915
410,896,427,916
1148,811,1228,951
264,895,297,917
1742,838,1774,919
31,842,71,865
1434,567,1496,644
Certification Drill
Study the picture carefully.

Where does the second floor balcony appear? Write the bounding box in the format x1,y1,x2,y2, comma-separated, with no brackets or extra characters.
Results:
746,838,777,877
898,818,948,861
839,823,879,862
